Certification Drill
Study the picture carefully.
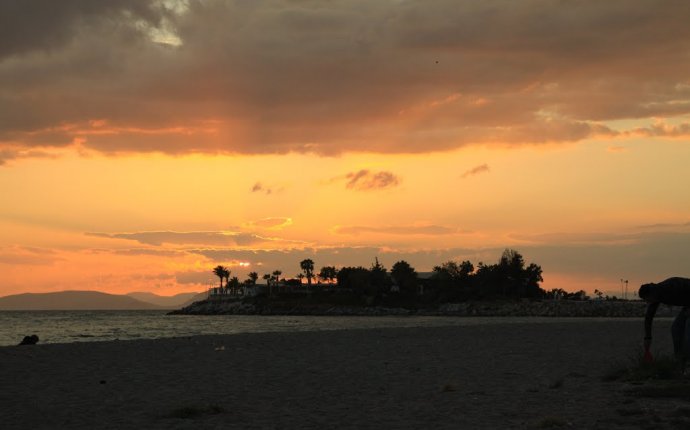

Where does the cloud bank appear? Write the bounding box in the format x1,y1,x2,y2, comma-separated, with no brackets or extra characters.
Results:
2,0,690,161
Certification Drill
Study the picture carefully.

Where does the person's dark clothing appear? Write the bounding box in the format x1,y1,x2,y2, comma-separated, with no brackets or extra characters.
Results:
642,277,690,363
647,277,690,306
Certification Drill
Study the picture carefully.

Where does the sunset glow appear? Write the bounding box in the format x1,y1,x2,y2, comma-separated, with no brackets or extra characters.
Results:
1,1,689,297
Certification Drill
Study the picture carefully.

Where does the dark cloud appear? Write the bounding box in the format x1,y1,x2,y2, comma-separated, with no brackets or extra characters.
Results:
251,182,274,195
175,270,214,286
188,228,690,291
461,164,490,178
86,231,274,247
520,232,690,284
343,170,400,191
113,248,187,257
0,148,56,165
0,246,62,266
629,122,690,138
510,232,640,246
252,182,283,195
0,1,163,59
633,221,690,232
333,224,459,236
189,247,387,274
2,0,690,159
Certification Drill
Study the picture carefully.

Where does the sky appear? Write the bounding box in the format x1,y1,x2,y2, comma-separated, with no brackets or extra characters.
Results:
1,0,689,297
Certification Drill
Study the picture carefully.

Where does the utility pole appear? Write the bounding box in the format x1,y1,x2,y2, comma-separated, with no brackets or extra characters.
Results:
625,279,628,300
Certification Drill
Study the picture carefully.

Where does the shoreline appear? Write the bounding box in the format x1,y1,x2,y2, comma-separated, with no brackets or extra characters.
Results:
1,314,667,348
171,298,669,318
1,319,681,429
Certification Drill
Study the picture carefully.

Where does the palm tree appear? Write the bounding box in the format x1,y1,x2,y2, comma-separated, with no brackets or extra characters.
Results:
263,273,273,297
223,268,231,294
272,270,283,293
297,273,305,285
300,259,315,287
272,270,282,284
248,272,258,285
227,276,240,294
213,265,227,292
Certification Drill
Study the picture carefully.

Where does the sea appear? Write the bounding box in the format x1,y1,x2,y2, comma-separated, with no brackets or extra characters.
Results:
0,310,526,347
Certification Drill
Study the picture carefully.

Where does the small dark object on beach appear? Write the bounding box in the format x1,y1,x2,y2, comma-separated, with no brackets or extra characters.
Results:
18,335,39,346
100,380,107,385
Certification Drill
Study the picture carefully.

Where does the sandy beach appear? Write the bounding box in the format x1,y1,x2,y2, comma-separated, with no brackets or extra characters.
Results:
0,318,684,429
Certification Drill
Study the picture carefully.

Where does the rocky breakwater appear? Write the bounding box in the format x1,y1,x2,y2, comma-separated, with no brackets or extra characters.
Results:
168,299,413,316
435,300,668,317
169,298,670,317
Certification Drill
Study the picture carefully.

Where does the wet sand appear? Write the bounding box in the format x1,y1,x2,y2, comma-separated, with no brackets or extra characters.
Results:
0,318,681,429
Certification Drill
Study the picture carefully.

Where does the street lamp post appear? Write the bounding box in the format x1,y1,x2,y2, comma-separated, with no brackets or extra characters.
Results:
625,279,628,300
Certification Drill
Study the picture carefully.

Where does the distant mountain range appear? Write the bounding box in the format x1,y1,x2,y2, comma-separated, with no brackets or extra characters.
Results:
126,291,203,308
0,290,205,310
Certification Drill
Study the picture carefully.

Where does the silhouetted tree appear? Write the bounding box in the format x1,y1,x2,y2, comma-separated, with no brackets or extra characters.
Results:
213,265,228,291
263,273,273,296
523,263,544,297
285,278,301,287
319,266,338,284
565,290,589,301
370,258,390,295
474,249,543,299
248,272,258,285
223,268,230,285
272,270,282,284
300,259,315,287
391,260,418,296
228,276,240,292
545,288,567,300
432,260,475,301
337,266,371,294
222,268,231,293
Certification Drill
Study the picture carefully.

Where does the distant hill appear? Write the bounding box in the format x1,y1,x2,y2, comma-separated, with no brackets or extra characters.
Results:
179,292,208,307
127,291,203,308
0,291,163,310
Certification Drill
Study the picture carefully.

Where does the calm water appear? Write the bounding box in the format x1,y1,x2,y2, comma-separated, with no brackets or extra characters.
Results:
0,310,597,346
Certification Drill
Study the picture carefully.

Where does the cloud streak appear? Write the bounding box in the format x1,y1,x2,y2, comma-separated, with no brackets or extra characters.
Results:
461,164,490,178
333,224,460,236
343,170,400,191
244,217,293,230
87,231,277,247
250,182,281,195
0,246,63,266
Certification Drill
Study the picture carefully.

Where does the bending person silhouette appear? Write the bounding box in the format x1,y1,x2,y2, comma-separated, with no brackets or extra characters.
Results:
639,277,690,368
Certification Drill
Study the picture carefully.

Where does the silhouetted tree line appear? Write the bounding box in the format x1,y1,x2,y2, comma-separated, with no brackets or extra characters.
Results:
432,249,544,302
214,249,549,304
332,249,544,304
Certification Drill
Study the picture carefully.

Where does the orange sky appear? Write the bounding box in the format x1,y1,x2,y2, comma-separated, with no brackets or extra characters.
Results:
1,1,689,297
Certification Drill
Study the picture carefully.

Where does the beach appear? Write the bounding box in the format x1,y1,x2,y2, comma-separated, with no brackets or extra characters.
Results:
0,318,682,429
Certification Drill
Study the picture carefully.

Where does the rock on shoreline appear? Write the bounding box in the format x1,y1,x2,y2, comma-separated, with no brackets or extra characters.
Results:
169,299,671,318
